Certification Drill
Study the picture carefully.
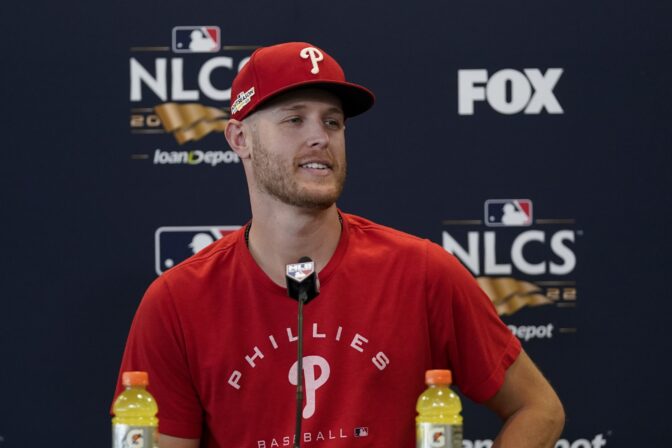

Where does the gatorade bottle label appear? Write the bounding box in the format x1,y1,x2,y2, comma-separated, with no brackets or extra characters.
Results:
112,425,158,448
416,423,463,448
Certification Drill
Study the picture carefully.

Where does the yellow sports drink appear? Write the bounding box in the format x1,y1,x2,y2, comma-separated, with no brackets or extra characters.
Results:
112,371,158,448
416,369,463,448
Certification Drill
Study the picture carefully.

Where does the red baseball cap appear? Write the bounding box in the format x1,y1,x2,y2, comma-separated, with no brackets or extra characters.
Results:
230,42,375,121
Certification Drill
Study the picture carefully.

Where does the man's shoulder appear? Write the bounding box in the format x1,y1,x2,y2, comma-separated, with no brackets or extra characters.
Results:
343,212,464,270
344,212,427,247
138,227,246,313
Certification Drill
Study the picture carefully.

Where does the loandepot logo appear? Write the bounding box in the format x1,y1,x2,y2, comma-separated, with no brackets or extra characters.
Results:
464,433,608,447
442,199,581,340
128,27,258,166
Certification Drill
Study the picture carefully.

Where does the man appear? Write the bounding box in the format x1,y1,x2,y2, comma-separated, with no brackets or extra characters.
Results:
114,42,564,447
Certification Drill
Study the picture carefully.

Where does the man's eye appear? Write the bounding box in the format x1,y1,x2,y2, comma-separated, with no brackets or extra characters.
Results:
325,119,343,129
287,117,302,124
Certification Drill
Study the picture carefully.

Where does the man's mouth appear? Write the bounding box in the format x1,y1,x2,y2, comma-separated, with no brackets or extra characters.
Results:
299,161,331,170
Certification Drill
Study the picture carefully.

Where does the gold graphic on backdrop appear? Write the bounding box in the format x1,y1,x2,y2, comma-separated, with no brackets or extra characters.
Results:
154,103,229,144
476,277,553,316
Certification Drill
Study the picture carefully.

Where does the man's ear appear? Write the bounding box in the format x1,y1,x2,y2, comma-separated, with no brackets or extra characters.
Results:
225,119,251,159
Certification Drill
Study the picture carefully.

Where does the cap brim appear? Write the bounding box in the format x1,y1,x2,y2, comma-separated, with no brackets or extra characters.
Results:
248,80,375,119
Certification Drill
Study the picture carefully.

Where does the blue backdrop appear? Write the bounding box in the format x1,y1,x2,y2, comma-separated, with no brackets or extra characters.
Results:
1,0,671,446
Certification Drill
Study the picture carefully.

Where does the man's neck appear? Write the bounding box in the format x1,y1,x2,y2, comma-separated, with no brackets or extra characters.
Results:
246,204,342,286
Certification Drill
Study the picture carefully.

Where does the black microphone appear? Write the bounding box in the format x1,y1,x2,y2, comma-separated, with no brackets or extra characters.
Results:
286,256,320,304
285,257,320,448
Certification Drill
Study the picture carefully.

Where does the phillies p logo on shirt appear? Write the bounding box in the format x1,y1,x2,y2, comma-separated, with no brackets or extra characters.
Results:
288,356,331,418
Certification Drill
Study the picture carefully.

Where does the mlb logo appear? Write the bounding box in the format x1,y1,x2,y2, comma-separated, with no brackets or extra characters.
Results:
172,26,221,53
354,427,369,437
485,199,533,227
155,225,241,275
286,261,315,283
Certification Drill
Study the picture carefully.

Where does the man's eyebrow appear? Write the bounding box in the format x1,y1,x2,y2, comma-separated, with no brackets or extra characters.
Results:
325,106,345,115
277,104,307,112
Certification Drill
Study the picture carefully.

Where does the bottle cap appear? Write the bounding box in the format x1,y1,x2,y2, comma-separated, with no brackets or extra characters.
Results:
425,369,452,385
122,371,149,387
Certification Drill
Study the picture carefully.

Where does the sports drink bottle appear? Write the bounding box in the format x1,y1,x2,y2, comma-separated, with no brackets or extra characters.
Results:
416,369,463,448
112,371,158,448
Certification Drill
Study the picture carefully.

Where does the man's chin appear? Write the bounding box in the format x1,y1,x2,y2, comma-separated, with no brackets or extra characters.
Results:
278,188,341,210
286,195,339,210
258,179,344,210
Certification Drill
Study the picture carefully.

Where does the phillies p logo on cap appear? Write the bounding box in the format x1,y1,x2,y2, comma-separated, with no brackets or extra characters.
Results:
300,47,324,74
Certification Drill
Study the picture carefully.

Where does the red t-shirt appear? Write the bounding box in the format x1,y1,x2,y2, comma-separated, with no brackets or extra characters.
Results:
114,213,520,447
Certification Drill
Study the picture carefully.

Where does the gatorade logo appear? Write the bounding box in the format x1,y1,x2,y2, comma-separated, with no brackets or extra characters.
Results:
125,428,144,447
288,355,331,418
429,427,446,447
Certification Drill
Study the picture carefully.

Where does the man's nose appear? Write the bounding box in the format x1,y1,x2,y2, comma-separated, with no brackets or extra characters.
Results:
305,118,330,149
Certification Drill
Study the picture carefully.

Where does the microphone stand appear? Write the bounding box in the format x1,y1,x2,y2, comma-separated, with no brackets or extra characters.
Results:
293,290,307,448
285,258,318,448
